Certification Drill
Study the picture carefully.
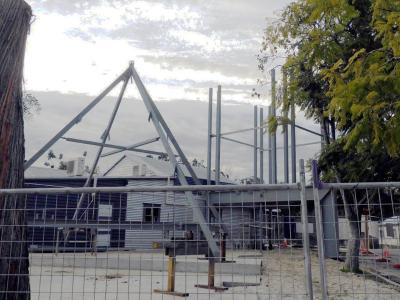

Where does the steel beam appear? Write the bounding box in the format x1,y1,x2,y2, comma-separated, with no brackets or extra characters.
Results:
215,86,222,185
254,106,258,183
103,155,127,176
283,70,289,183
130,64,220,258
259,107,264,184
291,101,297,183
101,137,160,157
62,137,168,157
268,106,273,184
24,67,131,170
271,69,277,184
73,78,129,221
207,88,213,185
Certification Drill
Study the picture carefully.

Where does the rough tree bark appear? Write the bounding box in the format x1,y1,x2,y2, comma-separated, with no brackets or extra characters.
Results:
337,178,361,273
0,0,32,299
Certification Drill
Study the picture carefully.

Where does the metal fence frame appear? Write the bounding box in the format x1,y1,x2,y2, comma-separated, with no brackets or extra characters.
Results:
1,178,400,299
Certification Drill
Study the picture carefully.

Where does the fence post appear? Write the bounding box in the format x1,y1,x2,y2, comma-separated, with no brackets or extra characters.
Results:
312,161,328,299
299,159,313,300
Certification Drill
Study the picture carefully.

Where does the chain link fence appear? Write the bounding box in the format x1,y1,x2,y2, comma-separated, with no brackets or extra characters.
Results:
0,180,399,299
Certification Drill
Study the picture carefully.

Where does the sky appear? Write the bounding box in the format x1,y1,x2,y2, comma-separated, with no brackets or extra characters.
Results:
24,0,321,181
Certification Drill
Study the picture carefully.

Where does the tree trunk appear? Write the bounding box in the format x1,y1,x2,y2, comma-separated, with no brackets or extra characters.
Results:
338,187,361,272
0,0,32,299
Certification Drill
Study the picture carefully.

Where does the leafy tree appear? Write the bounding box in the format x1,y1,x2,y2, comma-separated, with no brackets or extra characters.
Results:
260,0,400,272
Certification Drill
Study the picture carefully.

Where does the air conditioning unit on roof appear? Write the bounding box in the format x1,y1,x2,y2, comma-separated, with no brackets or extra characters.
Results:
66,157,85,176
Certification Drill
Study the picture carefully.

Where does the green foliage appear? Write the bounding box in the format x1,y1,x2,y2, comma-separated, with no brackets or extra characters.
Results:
324,0,400,156
260,0,400,179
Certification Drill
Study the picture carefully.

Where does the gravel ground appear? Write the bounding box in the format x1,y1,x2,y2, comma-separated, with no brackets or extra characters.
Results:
28,249,400,300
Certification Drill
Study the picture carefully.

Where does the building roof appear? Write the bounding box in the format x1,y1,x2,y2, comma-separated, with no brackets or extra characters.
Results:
25,166,68,179
106,154,232,182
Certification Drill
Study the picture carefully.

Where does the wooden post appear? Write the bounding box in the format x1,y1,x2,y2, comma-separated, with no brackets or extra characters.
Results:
208,259,215,287
194,259,228,291
154,256,189,297
220,233,227,262
167,256,176,292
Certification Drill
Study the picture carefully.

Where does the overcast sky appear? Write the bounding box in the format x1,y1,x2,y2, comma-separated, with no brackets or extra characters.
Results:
24,0,321,181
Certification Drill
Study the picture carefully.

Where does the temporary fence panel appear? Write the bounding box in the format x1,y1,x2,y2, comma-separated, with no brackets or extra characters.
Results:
0,182,399,299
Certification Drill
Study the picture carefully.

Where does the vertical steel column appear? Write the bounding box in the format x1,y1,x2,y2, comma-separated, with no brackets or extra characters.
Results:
268,106,273,184
259,107,264,184
283,70,289,183
271,69,277,183
215,86,222,185
254,105,258,183
300,159,314,300
291,92,297,182
207,88,213,185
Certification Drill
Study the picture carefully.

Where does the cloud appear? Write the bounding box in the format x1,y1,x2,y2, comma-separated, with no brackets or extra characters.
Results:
25,0,291,103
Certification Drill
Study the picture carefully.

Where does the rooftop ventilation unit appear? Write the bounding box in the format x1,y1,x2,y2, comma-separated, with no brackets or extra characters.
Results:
66,158,85,177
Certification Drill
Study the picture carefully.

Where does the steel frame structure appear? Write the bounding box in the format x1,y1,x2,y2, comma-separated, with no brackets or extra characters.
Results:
207,68,323,186
24,62,221,258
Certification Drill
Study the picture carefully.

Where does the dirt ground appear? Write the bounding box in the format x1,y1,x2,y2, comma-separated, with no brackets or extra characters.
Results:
29,249,400,299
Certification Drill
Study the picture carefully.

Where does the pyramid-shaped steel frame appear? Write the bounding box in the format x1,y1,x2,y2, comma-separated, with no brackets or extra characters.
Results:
24,62,221,258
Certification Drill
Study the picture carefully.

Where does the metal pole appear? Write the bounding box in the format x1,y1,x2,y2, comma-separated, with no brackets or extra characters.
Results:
312,163,329,299
101,137,160,157
73,78,129,221
215,85,222,185
259,107,264,184
283,70,289,183
131,65,221,258
300,159,314,300
268,106,272,184
62,137,168,157
207,88,213,185
24,67,130,170
254,105,258,183
271,69,277,183
290,90,297,183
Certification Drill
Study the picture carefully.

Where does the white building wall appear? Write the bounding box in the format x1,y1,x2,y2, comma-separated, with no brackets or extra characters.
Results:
125,179,206,250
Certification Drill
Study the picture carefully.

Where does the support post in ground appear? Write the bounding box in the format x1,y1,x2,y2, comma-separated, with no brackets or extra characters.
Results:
154,256,189,297
300,159,314,300
259,107,264,183
194,259,228,291
254,105,258,183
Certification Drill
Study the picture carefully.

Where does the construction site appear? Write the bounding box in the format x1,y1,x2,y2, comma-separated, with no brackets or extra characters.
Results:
1,1,400,299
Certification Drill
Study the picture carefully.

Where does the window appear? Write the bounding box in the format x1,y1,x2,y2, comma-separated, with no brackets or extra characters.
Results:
99,204,113,220
386,224,394,238
143,203,161,223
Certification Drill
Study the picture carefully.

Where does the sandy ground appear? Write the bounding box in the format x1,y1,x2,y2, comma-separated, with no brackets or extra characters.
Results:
29,249,400,300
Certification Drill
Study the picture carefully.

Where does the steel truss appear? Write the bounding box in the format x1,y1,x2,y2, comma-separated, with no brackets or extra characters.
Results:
24,62,222,258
